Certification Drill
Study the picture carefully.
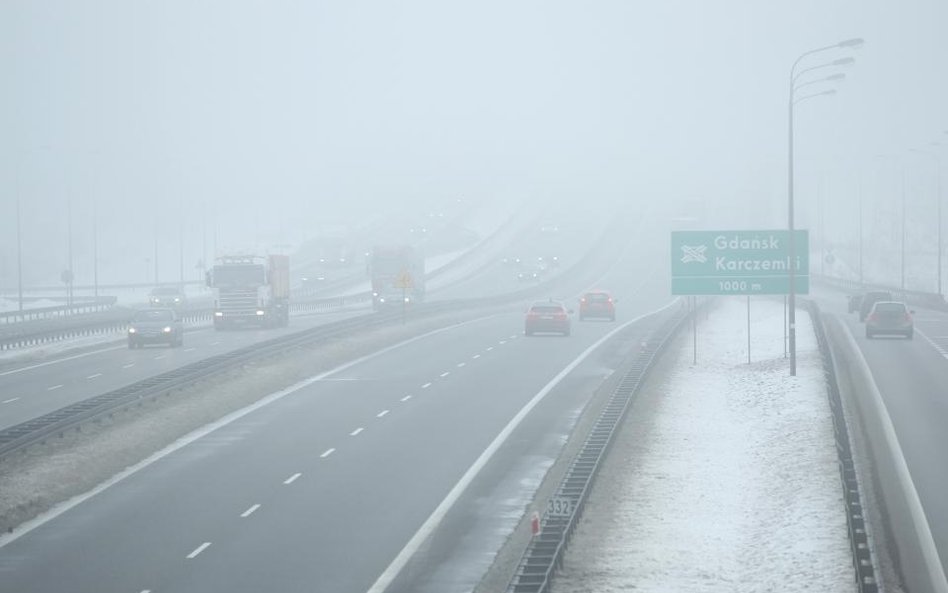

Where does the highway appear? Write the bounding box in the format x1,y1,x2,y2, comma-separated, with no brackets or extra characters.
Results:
814,285,948,580
0,204,673,593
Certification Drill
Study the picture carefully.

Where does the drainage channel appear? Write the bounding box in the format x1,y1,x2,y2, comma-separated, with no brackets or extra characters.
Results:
506,308,688,593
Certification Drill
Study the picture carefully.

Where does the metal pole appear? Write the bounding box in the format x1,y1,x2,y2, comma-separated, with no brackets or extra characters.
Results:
93,196,99,299
747,295,751,364
67,196,73,307
858,172,863,286
783,295,787,358
938,162,943,297
788,89,797,376
16,197,23,315
901,168,906,292
154,219,159,285
692,296,697,364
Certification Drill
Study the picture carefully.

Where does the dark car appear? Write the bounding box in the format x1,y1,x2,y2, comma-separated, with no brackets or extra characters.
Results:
579,291,616,321
149,286,187,308
859,290,893,322
865,301,914,339
847,294,862,314
525,300,572,336
128,308,184,348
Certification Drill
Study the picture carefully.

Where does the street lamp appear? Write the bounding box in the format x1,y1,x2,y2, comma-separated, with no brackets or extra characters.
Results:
787,39,861,376
910,146,943,295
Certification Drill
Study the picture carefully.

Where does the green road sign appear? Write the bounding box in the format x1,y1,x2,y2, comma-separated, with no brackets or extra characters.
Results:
671,230,809,295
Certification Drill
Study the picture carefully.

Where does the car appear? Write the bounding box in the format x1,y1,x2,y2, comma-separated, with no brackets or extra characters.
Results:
128,308,184,348
865,301,914,339
149,285,187,308
524,300,572,336
579,291,616,321
859,290,893,321
847,294,862,314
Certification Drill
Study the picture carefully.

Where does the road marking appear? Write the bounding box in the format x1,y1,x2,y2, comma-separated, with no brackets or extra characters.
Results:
140,590,152,593
210,341,220,346
47,384,63,391
499,340,507,345
184,347,197,352
320,448,335,458
365,302,679,593
122,363,135,369
153,355,166,360
509,334,518,339
186,542,211,559
377,410,389,418
284,472,302,484
472,354,481,359
0,345,126,377
86,373,102,379
2,398,19,404
350,427,364,436
400,395,412,402
457,362,466,368
240,504,261,518
421,382,432,389
439,372,450,378
486,346,493,351
919,328,948,360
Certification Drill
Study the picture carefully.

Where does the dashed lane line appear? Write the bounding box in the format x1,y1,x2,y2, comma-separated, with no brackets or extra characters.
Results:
47,385,63,391
457,362,466,368
186,542,211,559
400,395,412,402
320,448,336,458
122,363,135,369
283,472,302,485
240,504,261,518
183,347,197,352
86,373,102,379
350,427,364,436
439,372,450,378
2,398,19,404
153,355,166,361
421,382,432,389
472,354,481,360
377,410,389,418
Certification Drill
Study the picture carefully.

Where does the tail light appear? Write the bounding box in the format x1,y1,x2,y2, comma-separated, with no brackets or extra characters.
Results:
904,313,913,322
867,313,878,322
580,298,586,303
554,312,567,320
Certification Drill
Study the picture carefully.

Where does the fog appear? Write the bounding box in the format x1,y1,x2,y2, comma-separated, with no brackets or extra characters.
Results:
1,0,946,289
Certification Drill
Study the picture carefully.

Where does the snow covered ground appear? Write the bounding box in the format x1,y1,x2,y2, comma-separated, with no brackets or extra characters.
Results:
553,297,853,592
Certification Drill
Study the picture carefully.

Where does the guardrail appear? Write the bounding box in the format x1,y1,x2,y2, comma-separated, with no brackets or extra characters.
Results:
806,299,879,593
815,274,948,312
505,305,689,593
0,297,118,325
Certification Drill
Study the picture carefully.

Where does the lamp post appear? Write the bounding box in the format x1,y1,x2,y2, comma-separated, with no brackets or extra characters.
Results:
787,37,862,376
16,197,23,315
909,146,942,295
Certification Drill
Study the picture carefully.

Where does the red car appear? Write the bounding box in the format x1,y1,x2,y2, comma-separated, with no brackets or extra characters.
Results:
579,291,616,321
524,300,572,336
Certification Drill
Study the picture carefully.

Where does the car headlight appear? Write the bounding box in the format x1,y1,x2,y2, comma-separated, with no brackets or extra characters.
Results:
128,327,137,334
174,297,181,303
404,297,411,303
162,326,172,333
256,310,265,316
214,311,224,317
379,297,386,303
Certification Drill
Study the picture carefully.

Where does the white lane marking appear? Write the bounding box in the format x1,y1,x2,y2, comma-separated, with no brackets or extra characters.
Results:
183,347,197,352
509,334,518,339
472,354,481,359
485,346,493,351
837,319,948,590
439,372,450,378
2,398,19,404
400,395,412,402
186,542,211,559
210,341,220,346
376,410,389,418
141,590,152,593
284,472,302,484
320,448,335,458
0,345,126,377
86,373,102,379
499,340,507,345
47,384,63,391
240,504,261,518
350,427,364,436
918,328,948,360
365,301,681,593
0,315,503,550
122,363,135,369
153,355,166,360
421,382,432,389
456,362,466,368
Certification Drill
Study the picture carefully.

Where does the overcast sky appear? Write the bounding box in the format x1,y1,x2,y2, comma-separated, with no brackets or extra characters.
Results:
1,0,946,287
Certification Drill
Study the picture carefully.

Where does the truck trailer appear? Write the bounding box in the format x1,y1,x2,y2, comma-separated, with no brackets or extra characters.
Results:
207,254,290,329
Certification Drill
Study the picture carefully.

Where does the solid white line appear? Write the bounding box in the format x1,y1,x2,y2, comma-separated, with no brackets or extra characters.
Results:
122,363,135,369
364,302,679,593
186,542,211,559
2,398,19,404
0,315,501,550
240,504,260,518
0,345,126,377
439,372,450,378
284,472,302,484
400,395,412,402
376,410,389,418
86,373,102,379
421,382,432,389
457,362,466,368
350,427,364,436
47,384,63,391
918,328,948,360
320,448,335,458
838,320,948,591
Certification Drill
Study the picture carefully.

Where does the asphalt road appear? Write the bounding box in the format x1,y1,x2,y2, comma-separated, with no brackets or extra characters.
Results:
814,285,948,577
0,204,673,593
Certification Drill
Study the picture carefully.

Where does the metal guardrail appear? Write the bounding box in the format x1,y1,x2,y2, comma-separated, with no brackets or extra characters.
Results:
506,305,690,593
0,297,118,325
806,299,880,593
815,274,948,312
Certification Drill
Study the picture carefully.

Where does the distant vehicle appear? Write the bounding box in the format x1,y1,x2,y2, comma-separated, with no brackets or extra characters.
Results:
206,254,290,329
865,301,914,339
149,286,187,308
859,290,893,322
524,300,572,336
128,308,183,349
540,223,560,233
579,291,616,321
368,245,425,311
847,294,862,314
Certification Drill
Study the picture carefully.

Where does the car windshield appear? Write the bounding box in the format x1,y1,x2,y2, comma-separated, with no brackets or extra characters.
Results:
133,310,174,322
873,302,906,313
531,305,563,313
586,293,610,302
151,288,181,296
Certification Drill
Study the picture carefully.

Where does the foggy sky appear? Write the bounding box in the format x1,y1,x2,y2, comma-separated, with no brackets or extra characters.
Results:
1,0,946,288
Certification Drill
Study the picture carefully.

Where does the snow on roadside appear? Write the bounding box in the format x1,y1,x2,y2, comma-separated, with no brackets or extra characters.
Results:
553,297,853,592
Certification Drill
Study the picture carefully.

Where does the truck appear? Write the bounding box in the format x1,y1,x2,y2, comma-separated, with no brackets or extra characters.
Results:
367,245,425,311
206,254,290,329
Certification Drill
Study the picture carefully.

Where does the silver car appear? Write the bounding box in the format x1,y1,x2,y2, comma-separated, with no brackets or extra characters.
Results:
865,301,914,339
